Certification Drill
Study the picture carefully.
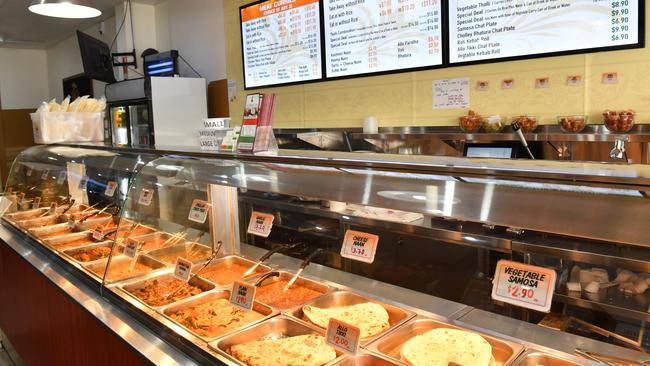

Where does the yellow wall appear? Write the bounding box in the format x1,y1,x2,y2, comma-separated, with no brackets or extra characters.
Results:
225,1,650,128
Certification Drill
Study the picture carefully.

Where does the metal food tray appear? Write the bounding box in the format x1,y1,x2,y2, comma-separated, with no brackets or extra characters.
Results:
194,255,273,288
512,350,585,366
58,207,100,221
147,242,213,265
84,254,168,283
18,215,60,229
161,290,276,343
63,242,124,264
4,207,50,222
42,231,98,250
332,353,399,366
366,316,523,366
119,271,216,310
29,222,75,239
75,216,114,231
107,223,156,242
287,290,414,344
209,316,344,366
127,232,176,252
248,270,334,311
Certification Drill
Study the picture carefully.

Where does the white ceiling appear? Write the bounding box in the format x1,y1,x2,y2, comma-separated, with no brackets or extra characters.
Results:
0,0,161,49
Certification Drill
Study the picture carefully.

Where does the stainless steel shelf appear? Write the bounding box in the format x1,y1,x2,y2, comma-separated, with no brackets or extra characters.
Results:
555,286,650,323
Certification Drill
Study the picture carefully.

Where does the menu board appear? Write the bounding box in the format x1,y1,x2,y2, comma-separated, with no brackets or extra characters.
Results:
323,0,443,78
449,0,641,64
241,0,323,88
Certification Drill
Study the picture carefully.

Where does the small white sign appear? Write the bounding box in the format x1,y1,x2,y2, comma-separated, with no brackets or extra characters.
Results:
247,212,274,238
566,75,582,87
124,241,139,259
602,72,619,84
105,181,118,197
0,197,12,217
57,171,67,185
41,170,49,180
433,77,470,109
188,199,211,224
78,176,89,190
92,227,104,241
491,260,557,313
48,203,57,215
340,230,379,264
31,197,41,209
326,318,361,355
26,167,33,177
138,188,154,206
68,218,76,228
229,280,256,311
173,257,194,282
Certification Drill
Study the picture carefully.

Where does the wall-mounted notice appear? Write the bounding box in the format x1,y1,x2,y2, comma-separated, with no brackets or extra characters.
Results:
324,0,443,78
241,0,323,88
449,0,640,64
433,77,470,109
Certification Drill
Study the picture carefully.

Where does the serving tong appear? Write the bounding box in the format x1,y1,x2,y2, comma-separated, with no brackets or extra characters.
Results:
243,242,303,278
283,248,323,292
164,240,224,300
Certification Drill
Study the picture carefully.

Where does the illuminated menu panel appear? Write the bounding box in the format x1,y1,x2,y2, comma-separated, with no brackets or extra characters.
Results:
449,0,640,64
323,0,443,78
241,0,323,88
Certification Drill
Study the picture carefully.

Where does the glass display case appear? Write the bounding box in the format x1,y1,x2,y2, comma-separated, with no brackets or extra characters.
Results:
3,145,650,365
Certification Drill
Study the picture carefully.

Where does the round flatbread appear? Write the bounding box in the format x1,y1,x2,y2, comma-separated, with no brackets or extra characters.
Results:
229,334,336,366
401,328,493,366
302,302,390,339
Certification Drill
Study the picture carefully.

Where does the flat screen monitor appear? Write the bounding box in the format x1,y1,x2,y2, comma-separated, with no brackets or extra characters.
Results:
77,30,116,84
240,0,324,89
323,0,443,78
448,0,643,65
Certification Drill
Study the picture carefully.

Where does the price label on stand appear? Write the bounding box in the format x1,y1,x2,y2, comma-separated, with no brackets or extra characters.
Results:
68,218,76,228
491,260,556,313
92,227,104,241
124,240,139,259
105,181,117,197
0,197,12,218
340,230,379,264
32,197,41,209
41,170,49,180
57,171,67,185
188,199,211,224
247,212,274,237
138,188,154,206
78,176,89,190
48,203,57,215
173,257,194,282
26,167,33,177
326,318,360,355
229,281,256,311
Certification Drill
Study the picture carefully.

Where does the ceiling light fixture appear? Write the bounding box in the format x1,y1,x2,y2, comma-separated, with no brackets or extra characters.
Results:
28,0,101,19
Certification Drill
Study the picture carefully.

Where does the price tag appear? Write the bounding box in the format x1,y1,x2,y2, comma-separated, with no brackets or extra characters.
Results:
173,257,194,282
188,199,211,224
124,240,139,259
68,218,76,228
491,260,557,313
0,197,12,218
104,181,117,197
26,167,33,177
326,318,360,355
78,176,89,190
32,197,41,209
48,203,57,215
340,230,379,264
247,211,274,237
41,170,49,180
57,171,67,185
229,280,256,311
138,188,153,206
92,227,104,241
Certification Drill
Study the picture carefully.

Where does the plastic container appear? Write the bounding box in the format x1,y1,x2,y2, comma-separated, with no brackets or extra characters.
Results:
511,116,538,133
482,116,505,133
31,112,104,144
557,115,587,133
604,110,635,133
459,111,482,132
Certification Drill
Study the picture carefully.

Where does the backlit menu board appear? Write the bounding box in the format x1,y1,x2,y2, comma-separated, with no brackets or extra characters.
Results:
241,0,323,88
323,0,443,78
449,0,641,64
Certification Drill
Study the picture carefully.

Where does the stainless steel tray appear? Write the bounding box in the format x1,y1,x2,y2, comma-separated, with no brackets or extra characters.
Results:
209,316,344,366
119,271,216,310
512,350,586,366
84,254,168,283
287,290,414,344
63,242,123,264
194,255,273,288
42,231,100,251
332,353,399,366
4,207,50,221
161,290,276,343
248,270,333,311
366,316,523,366
147,242,213,265
127,232,176,252
75,216,113,231
29,223,75,239
18,215,60,229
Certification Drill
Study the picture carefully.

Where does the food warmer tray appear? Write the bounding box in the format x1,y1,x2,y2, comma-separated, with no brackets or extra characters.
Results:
246,269,335,311
84,254,168,283
193,255,274,288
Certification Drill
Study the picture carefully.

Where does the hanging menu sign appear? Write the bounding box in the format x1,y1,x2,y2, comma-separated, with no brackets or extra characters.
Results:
449,0,640,64
241,0,323,88
324,0,443,77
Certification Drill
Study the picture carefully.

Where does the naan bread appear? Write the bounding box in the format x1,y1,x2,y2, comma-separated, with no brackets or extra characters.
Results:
229,334,336,366
401,328,493,366
302,302,390,339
